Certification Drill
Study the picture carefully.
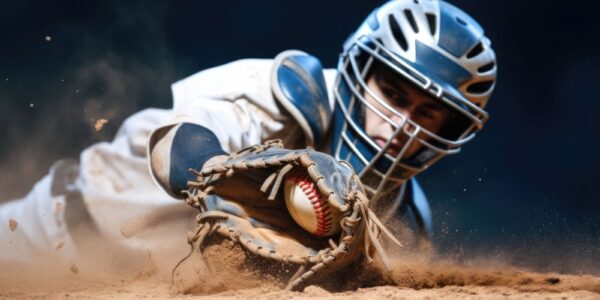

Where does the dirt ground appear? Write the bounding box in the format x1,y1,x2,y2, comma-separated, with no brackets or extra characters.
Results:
1,264,598,300
1,239,599,300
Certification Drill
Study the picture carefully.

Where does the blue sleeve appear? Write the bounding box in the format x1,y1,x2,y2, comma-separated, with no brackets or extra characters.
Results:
149,122,227,198
169,123,227,197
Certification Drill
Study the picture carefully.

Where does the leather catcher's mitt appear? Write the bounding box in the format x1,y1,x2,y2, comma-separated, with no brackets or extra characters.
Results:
174,140,402,290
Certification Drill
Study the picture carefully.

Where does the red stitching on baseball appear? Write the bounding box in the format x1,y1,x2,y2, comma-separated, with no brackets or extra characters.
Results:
288,171,332,236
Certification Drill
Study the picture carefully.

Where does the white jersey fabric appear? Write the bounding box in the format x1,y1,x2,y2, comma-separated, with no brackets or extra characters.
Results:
0,58,337,268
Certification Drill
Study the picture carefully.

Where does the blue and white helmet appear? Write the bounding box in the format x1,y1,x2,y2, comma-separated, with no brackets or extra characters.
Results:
331,0,497,199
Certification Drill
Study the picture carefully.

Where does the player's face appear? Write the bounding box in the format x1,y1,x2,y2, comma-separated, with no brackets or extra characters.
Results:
364,64,452,158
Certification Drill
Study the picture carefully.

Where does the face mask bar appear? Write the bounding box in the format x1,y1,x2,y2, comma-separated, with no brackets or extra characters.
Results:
332,36,487,200
361,37,489,133
347,49,474,149
333,66,452,199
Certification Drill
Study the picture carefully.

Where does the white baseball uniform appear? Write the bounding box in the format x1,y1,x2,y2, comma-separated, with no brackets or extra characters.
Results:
0,57,337,268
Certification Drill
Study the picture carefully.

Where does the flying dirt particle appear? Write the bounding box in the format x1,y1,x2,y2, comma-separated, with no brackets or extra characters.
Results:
56,242,65,251
546,277,560,284
9,219,17,231
70,263,79,274
45,35,52,42
94,118,108,131
29,102,34,108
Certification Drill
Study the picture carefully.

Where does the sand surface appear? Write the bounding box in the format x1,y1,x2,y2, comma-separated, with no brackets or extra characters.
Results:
1,266,598,299
1,241,598,300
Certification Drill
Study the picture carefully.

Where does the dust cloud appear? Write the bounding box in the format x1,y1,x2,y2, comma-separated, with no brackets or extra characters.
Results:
0,0,178,202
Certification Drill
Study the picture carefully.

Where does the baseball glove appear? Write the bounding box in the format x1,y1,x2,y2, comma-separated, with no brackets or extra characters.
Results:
173,140,402,290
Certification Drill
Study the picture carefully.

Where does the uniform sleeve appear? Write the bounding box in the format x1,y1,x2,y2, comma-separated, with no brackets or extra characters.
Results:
147,59,304,198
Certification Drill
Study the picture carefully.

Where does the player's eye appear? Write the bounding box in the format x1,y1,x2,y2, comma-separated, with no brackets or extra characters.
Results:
380,86,398,99
380,86,407,107
416,107,435,120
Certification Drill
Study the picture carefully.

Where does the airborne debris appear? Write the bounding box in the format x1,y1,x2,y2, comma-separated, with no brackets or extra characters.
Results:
45,35,52,42
56,242,65,251
546,277,560,284
70,263,79,274
94,118,109,131
8,219,17,231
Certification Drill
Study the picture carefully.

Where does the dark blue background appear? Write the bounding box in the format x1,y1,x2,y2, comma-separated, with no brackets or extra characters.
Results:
1,1,598,274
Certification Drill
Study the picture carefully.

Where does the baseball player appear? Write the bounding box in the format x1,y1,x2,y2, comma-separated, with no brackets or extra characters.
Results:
0,0,496,276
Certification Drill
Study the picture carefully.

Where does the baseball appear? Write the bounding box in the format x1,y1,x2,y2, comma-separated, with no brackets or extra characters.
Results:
284,171,341,237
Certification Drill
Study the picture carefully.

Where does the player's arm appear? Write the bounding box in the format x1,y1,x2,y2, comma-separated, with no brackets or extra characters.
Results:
146,60,277,198
148,55,324,199
147,92,291,199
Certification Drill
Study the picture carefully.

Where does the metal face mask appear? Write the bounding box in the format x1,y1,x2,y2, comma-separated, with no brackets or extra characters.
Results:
331,0,497,200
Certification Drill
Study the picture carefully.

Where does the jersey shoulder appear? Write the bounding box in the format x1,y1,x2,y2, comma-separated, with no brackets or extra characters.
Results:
271,50,334,148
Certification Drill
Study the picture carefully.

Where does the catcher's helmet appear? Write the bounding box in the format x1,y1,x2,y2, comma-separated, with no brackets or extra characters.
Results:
331,0,497,199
